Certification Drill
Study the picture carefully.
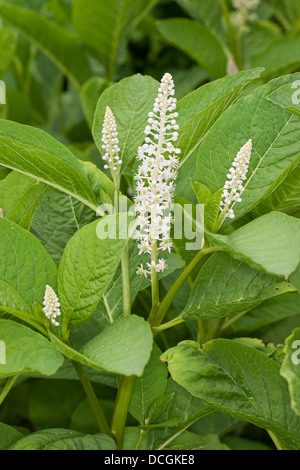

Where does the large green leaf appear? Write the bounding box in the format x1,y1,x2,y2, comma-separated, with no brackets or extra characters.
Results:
223,292,300,337
73,0,159,81
208,212,300,278
80,315,153,377
0,320,63,378
175,0,226,41
31,188,96,265
8,429,114,450
196,74,300,219
156,19,227,79
161,340,300,450
129,344,168,424
176,68,263,167
50,315,153,377
0,130,98,212
182,252,293,321
0,2,92,87
252,36,300,78
0,423,22,450
146,378,214,450
57,214,131,327
0,218,57,307
281,328,300,416
268,82,300,118
253,164,300,218
93,74,159,171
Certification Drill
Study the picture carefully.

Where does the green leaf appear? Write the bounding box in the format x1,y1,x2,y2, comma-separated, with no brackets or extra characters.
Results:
268,82,300,118
31,188,96,265
182,252,293,321
156,19,227,79
0,2,92,87
175,0,225,41
208,212,300,278
0,218,57,307
161,339,300,450
146,378,214,450
0,127,99,212
79,315,153,377
176,68,263,167
281,328,300,415
291,264,300,293
45,433,117,450
58,214,131,327
252,35,300,79
196,74,300,219
0,320,64,378
0,422,22,450
8,429,81,450
93,74,159,171
242,22,282,69
130,344,168,424
0,28,17,78
81,77,110,129
73,0,159,81
253,164,300,218
223,292,300,337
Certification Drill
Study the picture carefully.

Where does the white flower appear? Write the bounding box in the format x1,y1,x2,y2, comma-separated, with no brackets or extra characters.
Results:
220,139,253,219
43,285,61,327
0,208,3,218
101,107,122,175
232,0,260,33
134,73,180,277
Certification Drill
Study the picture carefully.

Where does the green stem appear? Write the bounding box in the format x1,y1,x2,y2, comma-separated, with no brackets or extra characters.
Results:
147,242,160,324
150,247,220,327
0,375,19,406
218,0,243,70
121,244,131,316
206,318,224,341
134,429,149,450
114,179,131,317
111,375,136,449
72,361,112,437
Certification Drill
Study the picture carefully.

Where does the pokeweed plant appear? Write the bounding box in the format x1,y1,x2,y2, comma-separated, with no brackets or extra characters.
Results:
0,65,300,452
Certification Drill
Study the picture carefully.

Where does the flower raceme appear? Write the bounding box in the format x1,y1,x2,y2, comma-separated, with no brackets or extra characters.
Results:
134,73,181,278
43,285,61,327
220,139,253,220
232,0,260,33
101,106,122,176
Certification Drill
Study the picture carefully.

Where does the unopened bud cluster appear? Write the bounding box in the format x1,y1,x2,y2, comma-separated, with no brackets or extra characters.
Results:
135,73,181,277
43,285,61,327
220,139,252,219
102,107,122,174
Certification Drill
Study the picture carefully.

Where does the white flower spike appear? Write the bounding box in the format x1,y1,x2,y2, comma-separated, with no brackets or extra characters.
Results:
232,0,260,34
220,139,253,220
101,106,122,176
134,72,180,277
43,285,61,327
